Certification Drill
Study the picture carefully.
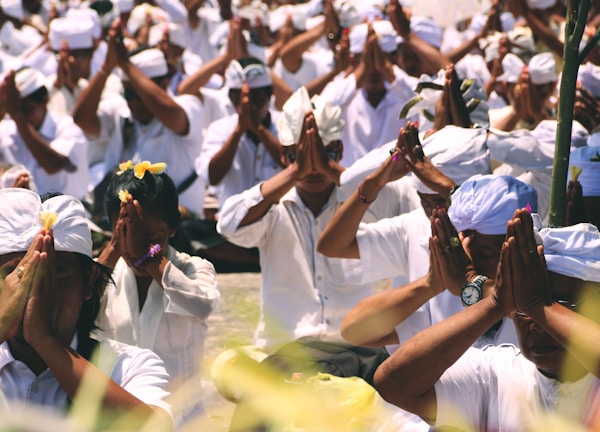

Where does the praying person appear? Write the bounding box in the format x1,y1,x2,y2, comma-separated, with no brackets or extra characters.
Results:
375,210,600,430
0,188,172,430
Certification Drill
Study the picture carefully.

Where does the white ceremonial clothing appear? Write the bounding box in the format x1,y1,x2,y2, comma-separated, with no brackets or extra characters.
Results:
0,336,171,415
90,94,205,215
217,183,392,349
95,246,219,423
197,112,282,208
272,48,335,91
434,345,600,431
320,65,417,167
0,110,89,199
184,7,223,62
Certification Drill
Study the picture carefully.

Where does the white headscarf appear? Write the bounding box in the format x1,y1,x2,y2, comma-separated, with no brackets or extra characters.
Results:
448,174,538,235
413,126,491,194
277,87,345,146
349,20,398,54
497,52,557,84
540,223,600,282
0,188,93,258
225,59,272,89
14,67,47,98
128,48,168,79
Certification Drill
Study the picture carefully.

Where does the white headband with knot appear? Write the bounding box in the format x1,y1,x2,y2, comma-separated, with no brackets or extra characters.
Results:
225,60,272,89
276,86,345,146
448,174,538,235
540,223,600,282
0,188,93,258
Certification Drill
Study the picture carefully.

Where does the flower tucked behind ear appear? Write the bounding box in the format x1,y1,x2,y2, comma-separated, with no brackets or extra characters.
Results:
118,189,132,203
117,160,134,175
134,161,167,179
38,210,58,230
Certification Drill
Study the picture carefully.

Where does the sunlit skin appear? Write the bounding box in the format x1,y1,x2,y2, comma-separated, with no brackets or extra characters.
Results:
513,273,600,382
21,97,48,131
281,140,342,195
0,250,92,369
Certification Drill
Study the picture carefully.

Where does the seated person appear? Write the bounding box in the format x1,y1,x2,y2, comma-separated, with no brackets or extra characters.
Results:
375,209,600,430
94,162,220,426
0,188,172,429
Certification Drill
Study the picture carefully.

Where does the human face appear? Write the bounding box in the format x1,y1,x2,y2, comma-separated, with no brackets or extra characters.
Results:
122,81,154,124
462,230,505,279
513,272,600,381
418,192,449,218
21,97,47,130
67,48,94,81
284,141,342,194
0,251,92,346
229,87,272,121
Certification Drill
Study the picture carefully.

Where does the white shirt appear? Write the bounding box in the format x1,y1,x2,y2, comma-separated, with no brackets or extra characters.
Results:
272,48,335,91
92,94,205,215
217,183,390,348
197,112,283,209
0,337,171,415
0,110,89,199
435,345,600,431
95,247,219,423
320,65,417,167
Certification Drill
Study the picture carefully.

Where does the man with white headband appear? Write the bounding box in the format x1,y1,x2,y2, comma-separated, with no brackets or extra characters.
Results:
490,51,558,131
0,66,90,200
196,56,282,209
0,188,172,429
73,18,206,218
320,20,418,166
218,86,382,350
375,209,600,431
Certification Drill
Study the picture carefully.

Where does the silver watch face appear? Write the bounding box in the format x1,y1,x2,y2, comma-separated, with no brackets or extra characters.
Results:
461,285,481,305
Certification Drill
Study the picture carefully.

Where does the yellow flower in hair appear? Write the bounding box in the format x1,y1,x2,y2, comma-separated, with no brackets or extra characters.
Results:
117,160,134,175
133,161,167,179
38,211,58,230
571,165,583,183
118,189,132,203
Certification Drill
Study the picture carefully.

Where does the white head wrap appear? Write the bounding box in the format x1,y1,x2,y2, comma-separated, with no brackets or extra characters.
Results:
14,67,47,98
225,59,272,89
126,4,168,35
496,53,525,83
128,48,168,79
268,5,308,32
0,0,24,20
481,28,536,63
528,52,556,84
333,0,362,27
65,8,102,39
114,0,134,13
531,119,589,150
526,0,556,10
349,20,398,54
48,17,95,51
448,174,538,235
236,0,269,26
578,62,600,98
0,164,36,191
277,86,345,146
568,146,600,196
0,188,93,258
408,16,443,49
148,22,186,48
413,126,491,194
540,223,600,282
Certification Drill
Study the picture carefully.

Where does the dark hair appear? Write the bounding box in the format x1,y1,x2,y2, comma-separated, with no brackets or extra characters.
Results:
76,253,113,335
104,168,181,229
24,86,48,104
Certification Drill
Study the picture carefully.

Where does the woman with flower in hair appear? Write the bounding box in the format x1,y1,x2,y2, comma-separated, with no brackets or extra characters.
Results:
95,161,220,426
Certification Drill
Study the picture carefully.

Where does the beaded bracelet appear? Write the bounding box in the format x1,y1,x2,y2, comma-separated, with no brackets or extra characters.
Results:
134,244,162,269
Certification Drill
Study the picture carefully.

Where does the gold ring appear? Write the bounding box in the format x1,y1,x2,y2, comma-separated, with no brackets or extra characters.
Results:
16,266,25,279
449,236,460,248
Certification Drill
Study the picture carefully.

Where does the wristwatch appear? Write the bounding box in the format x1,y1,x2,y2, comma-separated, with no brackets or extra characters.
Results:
461,275,489,307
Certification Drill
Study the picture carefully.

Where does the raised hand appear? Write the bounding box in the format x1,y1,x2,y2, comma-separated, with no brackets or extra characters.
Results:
389,0,410,38
237,83,258,133
504,209,552,316
0,231,45,343
430,208,476,296
55,40,76,90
